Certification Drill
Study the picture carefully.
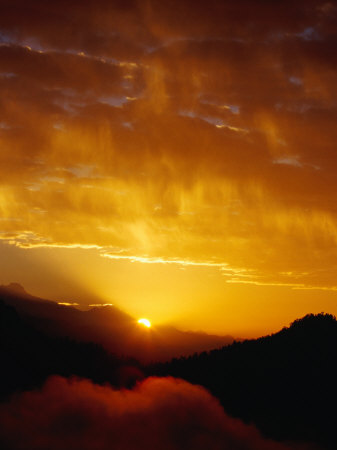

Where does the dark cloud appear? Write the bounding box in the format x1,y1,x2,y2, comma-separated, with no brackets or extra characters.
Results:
0,376,301,450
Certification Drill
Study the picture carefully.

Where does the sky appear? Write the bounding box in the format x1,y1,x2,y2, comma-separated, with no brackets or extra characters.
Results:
0,0,337,337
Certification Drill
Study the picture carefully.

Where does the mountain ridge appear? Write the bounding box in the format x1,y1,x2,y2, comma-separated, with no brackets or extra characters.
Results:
150,312,337,449
1,294,336,448
0,283,234,362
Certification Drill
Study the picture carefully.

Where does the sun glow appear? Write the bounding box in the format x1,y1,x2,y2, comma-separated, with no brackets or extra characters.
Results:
138,318,151,328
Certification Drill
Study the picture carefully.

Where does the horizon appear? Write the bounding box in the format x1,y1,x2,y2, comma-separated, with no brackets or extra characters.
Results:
2,252,337,338
1,281,335,341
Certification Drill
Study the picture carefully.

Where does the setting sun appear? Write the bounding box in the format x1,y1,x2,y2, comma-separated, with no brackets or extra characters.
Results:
138,318,151,328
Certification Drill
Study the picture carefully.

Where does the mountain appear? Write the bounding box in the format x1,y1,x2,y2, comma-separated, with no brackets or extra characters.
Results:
0,284,234,362
2,287,336,448
0,300,142,401
150,313,337,449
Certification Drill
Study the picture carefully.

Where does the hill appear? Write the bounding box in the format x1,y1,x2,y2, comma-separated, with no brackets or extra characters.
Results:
150,313,337,449
2,291,336,448
0,299,143,401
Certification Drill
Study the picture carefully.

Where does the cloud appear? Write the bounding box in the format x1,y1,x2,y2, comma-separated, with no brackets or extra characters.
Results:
0,376,300,450
0,0,337,290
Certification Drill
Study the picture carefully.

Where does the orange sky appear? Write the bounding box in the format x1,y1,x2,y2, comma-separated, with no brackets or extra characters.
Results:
0,0,337,337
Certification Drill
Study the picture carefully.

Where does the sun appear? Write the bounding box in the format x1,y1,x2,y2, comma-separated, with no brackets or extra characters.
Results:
138,318,151,328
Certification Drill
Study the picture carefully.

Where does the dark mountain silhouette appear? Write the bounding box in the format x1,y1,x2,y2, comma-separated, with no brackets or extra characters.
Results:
0,284,234,362
149,313,337,449
1,287,336,449
2,282,28,296
0,300,143,401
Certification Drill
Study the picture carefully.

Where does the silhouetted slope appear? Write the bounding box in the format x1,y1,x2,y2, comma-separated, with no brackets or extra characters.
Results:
150,313,337,449
0,284,234,362
0,300,142,401
2,295,336,448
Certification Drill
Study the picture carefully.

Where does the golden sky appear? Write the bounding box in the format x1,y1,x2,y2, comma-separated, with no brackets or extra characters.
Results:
1,0,337,337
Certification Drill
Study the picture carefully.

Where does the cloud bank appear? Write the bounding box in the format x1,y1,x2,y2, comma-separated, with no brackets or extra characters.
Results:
0,376,300,450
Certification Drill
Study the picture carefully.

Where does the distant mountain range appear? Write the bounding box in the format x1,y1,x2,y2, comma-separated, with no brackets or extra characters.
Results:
0,283,234,362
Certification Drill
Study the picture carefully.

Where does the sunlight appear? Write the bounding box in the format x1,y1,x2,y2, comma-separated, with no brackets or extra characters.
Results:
138,318,151,328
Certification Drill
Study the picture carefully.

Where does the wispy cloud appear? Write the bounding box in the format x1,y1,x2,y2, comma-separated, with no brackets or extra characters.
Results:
0,0,336,293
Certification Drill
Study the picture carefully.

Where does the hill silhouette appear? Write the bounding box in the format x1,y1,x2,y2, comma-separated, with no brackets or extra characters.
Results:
1,292,336,449
0,299,143,401
149,313,337,449
0,284,234,362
